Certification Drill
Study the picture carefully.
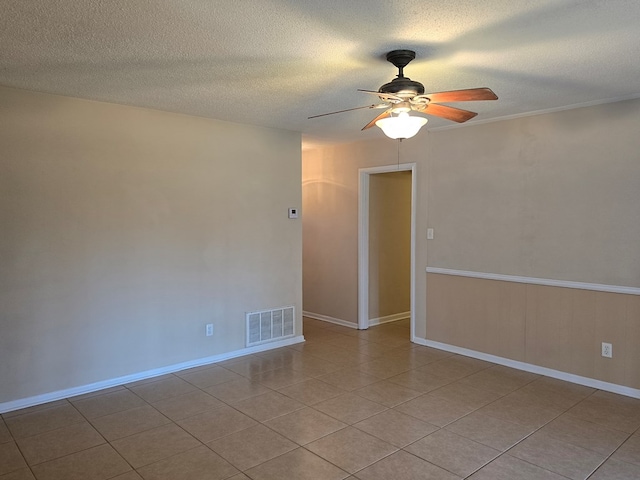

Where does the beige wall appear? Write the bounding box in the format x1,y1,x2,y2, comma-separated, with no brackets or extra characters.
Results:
369,171,411,320
302,97,640,390
427,273,640,389
427,100,640,287
0,86,302,405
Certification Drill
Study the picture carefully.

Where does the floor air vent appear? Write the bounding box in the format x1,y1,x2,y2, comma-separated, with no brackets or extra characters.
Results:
246,306,295,347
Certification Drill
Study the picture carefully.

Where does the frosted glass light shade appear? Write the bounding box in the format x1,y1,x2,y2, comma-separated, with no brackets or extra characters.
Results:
376,112,428,139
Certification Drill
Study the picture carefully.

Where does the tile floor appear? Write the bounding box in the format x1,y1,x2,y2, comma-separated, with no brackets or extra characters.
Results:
1,318,640,479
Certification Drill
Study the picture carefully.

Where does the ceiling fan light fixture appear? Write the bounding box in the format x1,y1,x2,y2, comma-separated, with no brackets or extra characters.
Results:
376,111,427,139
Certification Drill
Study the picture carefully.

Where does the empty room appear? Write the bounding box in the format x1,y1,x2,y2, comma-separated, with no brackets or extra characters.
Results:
1,1,639,479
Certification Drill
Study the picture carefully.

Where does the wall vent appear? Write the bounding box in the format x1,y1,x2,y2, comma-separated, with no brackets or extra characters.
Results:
246,306,295,347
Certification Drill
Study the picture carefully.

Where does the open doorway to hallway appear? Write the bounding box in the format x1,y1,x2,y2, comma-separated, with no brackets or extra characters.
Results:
358,164,416,340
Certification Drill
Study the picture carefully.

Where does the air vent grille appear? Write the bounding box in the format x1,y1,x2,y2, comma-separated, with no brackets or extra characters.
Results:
246,306,295,347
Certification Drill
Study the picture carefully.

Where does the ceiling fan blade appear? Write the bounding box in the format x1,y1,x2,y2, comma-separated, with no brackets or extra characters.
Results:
362,108,393,130
423,104,478,123
422,88,498,103
357,89,403,102
308,104,387,119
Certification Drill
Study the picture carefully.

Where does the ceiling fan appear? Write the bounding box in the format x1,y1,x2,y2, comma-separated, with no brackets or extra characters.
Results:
309,49,498,138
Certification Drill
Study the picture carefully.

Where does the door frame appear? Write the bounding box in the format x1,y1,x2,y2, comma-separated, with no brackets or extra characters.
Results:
358,163,417,340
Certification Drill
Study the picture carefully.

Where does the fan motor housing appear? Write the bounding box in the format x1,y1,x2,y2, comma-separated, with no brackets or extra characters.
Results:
379,77,425,96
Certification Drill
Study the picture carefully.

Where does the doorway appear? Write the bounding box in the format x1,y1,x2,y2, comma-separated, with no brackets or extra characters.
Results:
358,163,416,341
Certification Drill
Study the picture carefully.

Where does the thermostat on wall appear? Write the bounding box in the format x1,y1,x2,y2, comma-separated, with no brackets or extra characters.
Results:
288,208,299,219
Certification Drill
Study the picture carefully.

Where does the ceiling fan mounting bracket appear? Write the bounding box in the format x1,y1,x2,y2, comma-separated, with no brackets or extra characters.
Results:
386,50,416,73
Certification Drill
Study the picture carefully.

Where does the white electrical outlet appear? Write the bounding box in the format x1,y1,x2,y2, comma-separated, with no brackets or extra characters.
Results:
601,342,612,358
206,324,213,337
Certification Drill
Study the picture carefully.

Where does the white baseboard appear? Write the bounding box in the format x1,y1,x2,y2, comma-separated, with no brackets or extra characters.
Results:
369,311,410,327
303,311,358,329
412,336,640,400
0,335,306,414
303,311,409,329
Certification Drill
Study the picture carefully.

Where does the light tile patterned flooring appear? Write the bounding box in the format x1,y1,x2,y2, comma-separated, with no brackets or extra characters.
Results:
1,317,640,479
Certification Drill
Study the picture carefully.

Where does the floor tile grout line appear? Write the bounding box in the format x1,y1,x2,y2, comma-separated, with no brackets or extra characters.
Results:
561,389,640,435
3,428,37,479
344,444,401,477
230,443,352,478
466,385,637,480
98,381,265,476
1,400,72,424
392,448,464,479
458,406,571,479
201,368,401,474
5,397,110,473
385,386,561,479
61,391,140,474
259,410,351,448
469,452,576,480
582,430,635,479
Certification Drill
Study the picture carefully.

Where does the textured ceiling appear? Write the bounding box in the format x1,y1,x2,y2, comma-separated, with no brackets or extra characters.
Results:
2,0,640,146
